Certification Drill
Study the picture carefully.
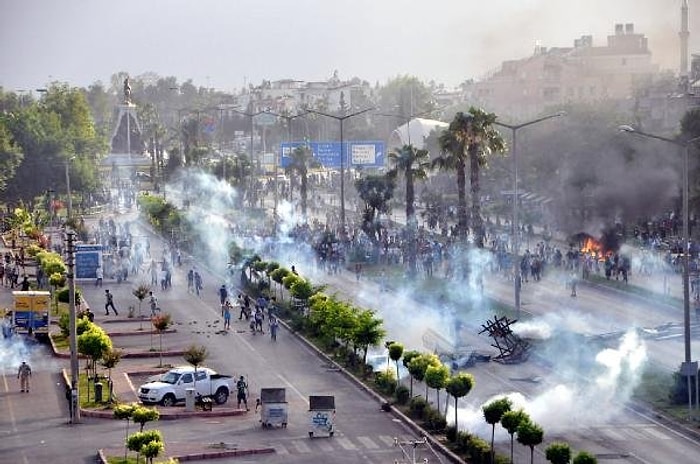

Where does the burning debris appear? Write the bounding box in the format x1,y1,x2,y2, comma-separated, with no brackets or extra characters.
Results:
479,316,530,364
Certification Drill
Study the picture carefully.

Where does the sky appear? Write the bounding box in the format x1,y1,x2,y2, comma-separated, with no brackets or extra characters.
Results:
1,0,698,93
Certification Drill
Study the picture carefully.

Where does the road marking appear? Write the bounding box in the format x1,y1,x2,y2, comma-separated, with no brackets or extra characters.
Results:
276,373,308,405
622,426,648,441
316,440,335,452
599,427,626,441
641,426,671,440
275,444,290,455
357,436,379,449
336,437,357,450
377,435,396,447
292,440,311,453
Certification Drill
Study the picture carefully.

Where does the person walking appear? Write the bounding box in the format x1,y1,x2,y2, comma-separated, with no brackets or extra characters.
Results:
223,301,232,331
148,291,159,316
17,361,31,393
219,284,228,316
104,289,118,315
236,375,249,411
95,265,103,287
269,315,279,341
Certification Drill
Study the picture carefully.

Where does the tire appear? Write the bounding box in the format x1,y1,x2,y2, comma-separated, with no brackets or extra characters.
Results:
160,393,176,407
329,431,334,437
214,387,229,405
308,432,313,438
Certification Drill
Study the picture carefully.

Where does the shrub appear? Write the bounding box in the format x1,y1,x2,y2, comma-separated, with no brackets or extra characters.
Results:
56,287,82,305
466,435,491,464
424,407,447,432
445,425,458,442
375,369,397,395
455,431,472,453
394,385,410,405
409,396,428,420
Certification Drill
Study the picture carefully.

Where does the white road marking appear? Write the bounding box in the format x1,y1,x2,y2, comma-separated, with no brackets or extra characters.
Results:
641,426,671,440
292,440,311,453
357,436,379,449
336,437,357,450
275,444,290,455
377,435,397,447
276,373,308,405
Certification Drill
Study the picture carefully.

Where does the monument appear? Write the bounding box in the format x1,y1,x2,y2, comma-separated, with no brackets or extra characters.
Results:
110,76,144,157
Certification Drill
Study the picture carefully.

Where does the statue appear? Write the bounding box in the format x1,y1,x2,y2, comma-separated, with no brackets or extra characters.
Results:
123,77,132,104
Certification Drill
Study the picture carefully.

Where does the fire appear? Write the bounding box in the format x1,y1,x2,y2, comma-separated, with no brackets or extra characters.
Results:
580,237,602,255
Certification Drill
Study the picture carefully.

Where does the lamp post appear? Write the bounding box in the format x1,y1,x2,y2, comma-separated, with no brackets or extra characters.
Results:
620,125,700,417
64,156,75,222
305,107,375,228
494,112,565,317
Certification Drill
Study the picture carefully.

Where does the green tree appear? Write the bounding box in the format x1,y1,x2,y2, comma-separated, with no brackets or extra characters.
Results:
352,309,386,365
424,363,450,415
388,342,404,384
445,372,475,431
402,350,421,397
517,420,544,464
284,145,320,216
572,451,598,464
127,429,163,464
152,313,172,367
434,108,505,244
0,119,23,194
546,441,572,464
132,406,160,432
113,403,138,462
483,397,512,464
502,409,529,464
133,283,150,330
355,174,395,245
100,348,122,401
141,439,165,464
183,344,209,388
77,325,112,381
408,353,441,399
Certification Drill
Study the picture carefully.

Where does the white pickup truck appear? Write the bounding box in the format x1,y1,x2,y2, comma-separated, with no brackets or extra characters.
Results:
138,366,233,407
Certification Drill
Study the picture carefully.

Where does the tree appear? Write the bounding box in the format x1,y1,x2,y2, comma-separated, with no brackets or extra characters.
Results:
132,406,160,432
402,350,421,397
152,313,172,367
445,372,475,431
573,451,598,464
424,363,450,415
502,409,529,464
351,309,386,366
355,174,395,246
284,144,320,216
133,283,150,330
184,345,209,370
141,439,165,464
408,353,441,399
127,429,163,464
386,144,430,274
100,348,122,401
114,403,137,462
434,108,505,244
77,325,112,382
546,442,572,464
388,342,404,384
0,119,23,194
483,397,512,464
517,420,544,464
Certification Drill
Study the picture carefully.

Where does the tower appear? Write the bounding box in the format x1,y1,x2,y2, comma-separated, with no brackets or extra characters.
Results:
681,0,690,77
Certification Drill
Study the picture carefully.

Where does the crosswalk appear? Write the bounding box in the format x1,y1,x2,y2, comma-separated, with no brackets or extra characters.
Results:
581,424,672,442
273,434,427,457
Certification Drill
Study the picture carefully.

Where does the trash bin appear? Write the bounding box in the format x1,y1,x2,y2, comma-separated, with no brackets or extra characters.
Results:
94,382,103,403
185,388,195,412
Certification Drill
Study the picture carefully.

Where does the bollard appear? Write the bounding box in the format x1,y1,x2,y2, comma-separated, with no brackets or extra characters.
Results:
95,382,103,403
185,388,195,412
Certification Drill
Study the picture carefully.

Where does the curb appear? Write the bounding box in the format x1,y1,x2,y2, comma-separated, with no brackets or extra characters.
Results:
96,446,275,463
278,319,466,464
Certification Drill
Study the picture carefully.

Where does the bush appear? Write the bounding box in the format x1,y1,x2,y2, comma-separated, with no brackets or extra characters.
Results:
466,435,491,464
424,407,447,432
58,311,70,336
455,431,471,453
56,287,82,305
409,396,428,420
394,385,410,405
444,425,457,442
375,369,397,395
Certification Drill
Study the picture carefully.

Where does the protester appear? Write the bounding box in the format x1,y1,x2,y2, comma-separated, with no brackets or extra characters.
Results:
105,289,118,315
236,375,249,411
17,361,32,393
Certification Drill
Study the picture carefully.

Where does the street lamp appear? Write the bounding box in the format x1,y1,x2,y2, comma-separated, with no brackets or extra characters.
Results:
304,106,375,228
494,112,565,317
619,124,700,417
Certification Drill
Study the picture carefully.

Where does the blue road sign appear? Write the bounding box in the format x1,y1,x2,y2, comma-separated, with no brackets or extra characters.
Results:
280,141,384,168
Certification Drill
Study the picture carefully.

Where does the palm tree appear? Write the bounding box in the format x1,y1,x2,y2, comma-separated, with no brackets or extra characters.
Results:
285,145,320,217
517,420,544,464
387,144,430,275
434,108,505,246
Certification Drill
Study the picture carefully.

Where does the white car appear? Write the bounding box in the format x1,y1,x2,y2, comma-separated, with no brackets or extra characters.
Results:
138,366,232,407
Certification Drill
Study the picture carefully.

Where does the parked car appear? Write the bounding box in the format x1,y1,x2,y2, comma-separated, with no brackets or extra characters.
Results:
138,366,232,406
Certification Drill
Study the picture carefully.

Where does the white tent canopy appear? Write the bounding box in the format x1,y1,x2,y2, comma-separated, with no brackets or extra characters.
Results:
388,118,448,150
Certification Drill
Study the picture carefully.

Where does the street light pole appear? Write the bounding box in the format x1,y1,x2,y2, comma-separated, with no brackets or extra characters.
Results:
620,125,700,417
64,157,74,222
305,106,375,228
494,112,565,317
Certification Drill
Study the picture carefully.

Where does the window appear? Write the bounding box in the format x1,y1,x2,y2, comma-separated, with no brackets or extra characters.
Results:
181,373,193,384
195,371,207,382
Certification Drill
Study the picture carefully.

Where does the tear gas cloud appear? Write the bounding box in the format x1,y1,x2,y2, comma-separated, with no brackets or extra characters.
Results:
448,331,647,438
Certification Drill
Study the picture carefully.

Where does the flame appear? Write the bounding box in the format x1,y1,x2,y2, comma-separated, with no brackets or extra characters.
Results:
580,237,602,255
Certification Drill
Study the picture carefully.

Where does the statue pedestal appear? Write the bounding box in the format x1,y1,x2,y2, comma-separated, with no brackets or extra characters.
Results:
111,103,142,158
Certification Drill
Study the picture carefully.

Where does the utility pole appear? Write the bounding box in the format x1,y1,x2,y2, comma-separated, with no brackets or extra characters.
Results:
66,231,80,423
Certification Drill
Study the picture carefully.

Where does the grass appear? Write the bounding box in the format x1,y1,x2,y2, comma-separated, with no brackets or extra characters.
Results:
79,372,114,408
633,365,700,422
51,332,69,350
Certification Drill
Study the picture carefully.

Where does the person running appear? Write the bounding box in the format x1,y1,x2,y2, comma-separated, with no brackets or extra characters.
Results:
17,361,32,393
149,291,159,316
104,289,118,316
236,375,249,411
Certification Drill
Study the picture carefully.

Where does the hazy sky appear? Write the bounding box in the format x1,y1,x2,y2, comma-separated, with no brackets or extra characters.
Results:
1,0,697,92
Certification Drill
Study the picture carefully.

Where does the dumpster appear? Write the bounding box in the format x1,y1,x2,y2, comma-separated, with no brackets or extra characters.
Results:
260,388,288,429
308,395,335,438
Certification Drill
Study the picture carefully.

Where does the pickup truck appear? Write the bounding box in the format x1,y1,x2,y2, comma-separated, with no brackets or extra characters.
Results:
138,366,233,407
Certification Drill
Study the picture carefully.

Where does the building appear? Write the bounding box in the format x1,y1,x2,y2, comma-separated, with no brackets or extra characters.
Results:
466,24,659,120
